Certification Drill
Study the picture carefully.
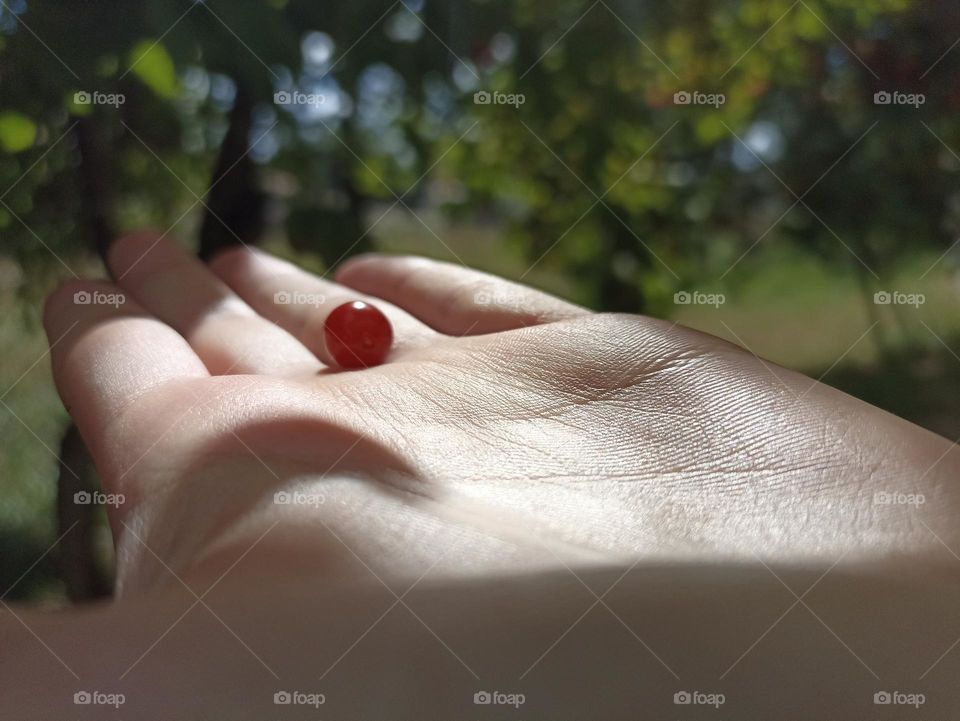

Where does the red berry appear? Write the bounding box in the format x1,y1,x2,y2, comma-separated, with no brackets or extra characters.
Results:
323,301,393,369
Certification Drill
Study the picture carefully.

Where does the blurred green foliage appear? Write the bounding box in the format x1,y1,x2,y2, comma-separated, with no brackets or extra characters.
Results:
1,0,958,309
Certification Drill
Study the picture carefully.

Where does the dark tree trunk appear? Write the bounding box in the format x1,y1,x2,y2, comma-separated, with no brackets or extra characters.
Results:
54,425,111,601
48,119,118,602
199,86,265,261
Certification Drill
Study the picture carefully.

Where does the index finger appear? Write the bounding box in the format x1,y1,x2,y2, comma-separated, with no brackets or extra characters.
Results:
43,279,209,476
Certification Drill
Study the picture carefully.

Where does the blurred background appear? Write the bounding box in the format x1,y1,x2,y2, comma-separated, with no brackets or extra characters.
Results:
1,0,959,603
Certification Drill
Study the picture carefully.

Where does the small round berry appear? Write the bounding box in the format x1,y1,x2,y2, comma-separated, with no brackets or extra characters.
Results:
323,301,393,369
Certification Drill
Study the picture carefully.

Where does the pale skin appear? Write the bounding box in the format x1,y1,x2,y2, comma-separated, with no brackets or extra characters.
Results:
3,230,960,719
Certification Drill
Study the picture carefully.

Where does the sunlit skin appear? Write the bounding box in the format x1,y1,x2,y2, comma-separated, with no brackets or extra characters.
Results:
6,230,960,719
37,230,960,593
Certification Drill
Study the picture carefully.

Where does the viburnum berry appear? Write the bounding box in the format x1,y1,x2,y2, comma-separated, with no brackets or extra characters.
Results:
323,301,393,369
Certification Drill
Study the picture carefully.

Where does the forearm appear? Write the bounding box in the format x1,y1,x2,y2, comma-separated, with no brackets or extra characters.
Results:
4,563,958,720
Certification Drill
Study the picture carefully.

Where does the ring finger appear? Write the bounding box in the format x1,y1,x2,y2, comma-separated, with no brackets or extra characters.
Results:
208,246,438,366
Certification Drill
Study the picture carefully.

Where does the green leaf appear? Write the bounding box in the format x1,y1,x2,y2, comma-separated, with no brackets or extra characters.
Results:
795,7,826,40
0,112,37,153
128,40,178,98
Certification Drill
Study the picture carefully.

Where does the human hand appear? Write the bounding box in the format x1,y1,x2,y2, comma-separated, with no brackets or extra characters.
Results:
45,231,960,595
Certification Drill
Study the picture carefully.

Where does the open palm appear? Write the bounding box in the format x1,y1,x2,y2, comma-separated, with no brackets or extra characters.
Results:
45,231,960,595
